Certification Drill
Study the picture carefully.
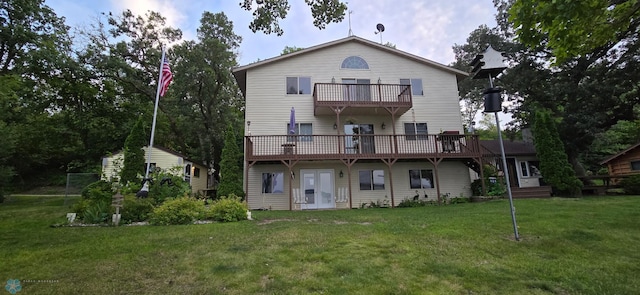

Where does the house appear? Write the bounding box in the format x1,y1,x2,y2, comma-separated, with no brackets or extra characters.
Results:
233,35,487,210
101,146,210,193
478,139,551,198
600,141,640,178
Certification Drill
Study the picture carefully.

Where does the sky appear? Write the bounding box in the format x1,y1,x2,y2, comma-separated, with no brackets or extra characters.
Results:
45,0,498,67
44,0,508,126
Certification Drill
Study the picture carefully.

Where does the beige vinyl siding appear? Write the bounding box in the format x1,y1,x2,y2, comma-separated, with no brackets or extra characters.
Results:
247,164,292,210
245,42,463,138
101,147,208,192
188,163,208,193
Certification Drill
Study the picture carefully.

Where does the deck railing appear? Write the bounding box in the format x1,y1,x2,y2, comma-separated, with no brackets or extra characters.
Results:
313,83,413,106
246,134,481,161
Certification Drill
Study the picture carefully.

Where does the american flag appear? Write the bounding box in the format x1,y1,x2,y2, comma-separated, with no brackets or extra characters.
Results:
159,57,173,97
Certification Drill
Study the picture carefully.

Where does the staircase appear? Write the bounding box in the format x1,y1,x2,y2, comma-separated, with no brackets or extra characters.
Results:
510,186,552,198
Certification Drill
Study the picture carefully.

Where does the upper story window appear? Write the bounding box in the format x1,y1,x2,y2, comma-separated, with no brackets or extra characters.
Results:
286,77,311,94
341,56,369,69
400,78,423,95
632,160,640,171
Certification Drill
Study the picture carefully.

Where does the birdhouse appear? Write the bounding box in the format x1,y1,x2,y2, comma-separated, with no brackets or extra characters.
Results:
470,45,507,80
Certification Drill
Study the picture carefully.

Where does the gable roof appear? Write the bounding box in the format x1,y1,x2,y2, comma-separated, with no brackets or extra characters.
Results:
600,141,640,165
232,35,469,96
480,140,537,156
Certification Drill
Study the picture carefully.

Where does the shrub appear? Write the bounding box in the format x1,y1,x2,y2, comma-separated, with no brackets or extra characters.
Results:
83,200,111,224
397,198,438,207
148,167,192,203
120,194,156,223
621,175,640,195
81,180,114,201
149,197,206,225
207,194,247,222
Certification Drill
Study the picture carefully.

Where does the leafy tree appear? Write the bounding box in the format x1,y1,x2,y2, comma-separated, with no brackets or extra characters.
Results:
533,109,582,196
217,126,244,198
121,116,147,185
169,11,244,180
239,0,347,35
281,45,304,55
509,0,640,63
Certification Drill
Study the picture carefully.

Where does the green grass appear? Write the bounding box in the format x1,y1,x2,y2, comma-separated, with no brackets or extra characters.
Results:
1,195,639,294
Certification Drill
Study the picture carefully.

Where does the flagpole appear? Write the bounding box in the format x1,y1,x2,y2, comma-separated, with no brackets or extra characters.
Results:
144,47,166,181
136,46,168,198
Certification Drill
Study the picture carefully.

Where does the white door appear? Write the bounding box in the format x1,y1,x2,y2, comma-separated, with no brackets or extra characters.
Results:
300,169,335,209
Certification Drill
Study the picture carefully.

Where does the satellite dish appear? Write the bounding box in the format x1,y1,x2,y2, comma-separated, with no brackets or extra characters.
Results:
376,23,385,33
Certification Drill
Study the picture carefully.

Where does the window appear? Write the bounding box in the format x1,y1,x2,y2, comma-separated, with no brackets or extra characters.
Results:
262,172,284,193
359,170,385,190
286,77,311,94
409,169,434,189
400,78,423,95
520,161,541,177
144,163,157,173
193,167,200,178
286,123,312,142
631,160,640,171
184,164,191,183
404,122,428,140
341,56,369,69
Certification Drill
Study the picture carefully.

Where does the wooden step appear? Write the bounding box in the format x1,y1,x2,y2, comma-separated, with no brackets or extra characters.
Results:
510,186,552,198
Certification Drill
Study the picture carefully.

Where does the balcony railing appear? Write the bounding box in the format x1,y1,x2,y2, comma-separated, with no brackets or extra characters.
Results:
313,83,413,115
245,134,481,161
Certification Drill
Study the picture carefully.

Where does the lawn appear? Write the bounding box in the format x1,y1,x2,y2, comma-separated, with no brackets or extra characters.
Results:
1,195,639,294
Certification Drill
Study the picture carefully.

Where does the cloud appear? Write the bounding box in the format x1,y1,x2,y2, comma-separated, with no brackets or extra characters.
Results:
109,0,191,38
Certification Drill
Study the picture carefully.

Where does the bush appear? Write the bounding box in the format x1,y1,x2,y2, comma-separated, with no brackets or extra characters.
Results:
206,194,247,222
622,175,640,195
397,198,437,207
81,180,114,201
149,197,206,225
120,194,156,223
83,200,111,224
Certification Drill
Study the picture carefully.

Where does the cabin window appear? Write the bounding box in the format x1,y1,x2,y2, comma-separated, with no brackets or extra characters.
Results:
409,169,434,189
631,160,640,171
286,123,312,142
400,78,423,95
286,77,311,94
404,123,428,140
262,172,284,193
341,56,369,69
359,170,385,190
520,161,541,177
193,167,200,178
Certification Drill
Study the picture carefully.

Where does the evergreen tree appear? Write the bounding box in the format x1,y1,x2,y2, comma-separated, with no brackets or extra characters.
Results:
217,125,244,198
533,109,582,196
120,116,147,185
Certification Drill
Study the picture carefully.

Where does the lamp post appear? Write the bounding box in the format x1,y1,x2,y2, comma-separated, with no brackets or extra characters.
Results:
471,45,520,241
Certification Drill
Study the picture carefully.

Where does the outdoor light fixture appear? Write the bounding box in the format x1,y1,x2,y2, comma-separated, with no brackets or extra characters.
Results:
381,122,386,129
339,170,344,178
333,123,338,129
331,77,336,83
377,77,382,84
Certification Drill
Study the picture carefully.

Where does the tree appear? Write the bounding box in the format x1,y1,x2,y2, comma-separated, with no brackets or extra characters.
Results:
281,45,304,55
217,126,244,198
509,0,640,63
239,0,347,35
169,11,244,180
121,116,147,185
533,109,582,196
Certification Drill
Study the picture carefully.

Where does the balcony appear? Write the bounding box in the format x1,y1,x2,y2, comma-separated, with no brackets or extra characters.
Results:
245,134,482,162
313,83,413,116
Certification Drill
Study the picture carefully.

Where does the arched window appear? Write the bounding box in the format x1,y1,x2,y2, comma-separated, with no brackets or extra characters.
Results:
341,56,369,69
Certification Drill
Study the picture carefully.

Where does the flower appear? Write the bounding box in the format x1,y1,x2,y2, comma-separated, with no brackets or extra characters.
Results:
5,279,21,294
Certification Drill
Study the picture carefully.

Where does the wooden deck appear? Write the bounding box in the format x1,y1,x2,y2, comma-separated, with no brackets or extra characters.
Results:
245,134,483,162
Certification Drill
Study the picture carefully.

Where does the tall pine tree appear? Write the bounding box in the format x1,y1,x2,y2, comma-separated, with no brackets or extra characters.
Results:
533,109,582,196
217,125,244,198
120,116,147,185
